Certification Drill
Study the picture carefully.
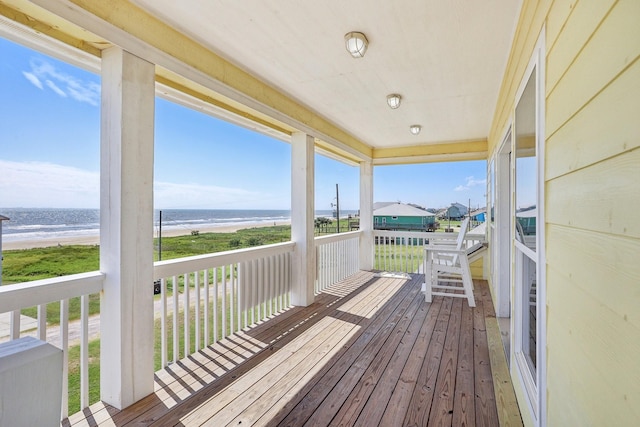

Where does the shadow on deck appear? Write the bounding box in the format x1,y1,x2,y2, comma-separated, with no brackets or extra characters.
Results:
64,271,522,426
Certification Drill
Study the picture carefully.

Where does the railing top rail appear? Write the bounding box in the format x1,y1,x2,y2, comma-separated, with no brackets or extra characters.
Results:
0,271,105,314
373,230,437,239
314,230,361,245
373,229,486,243
153,241,296,279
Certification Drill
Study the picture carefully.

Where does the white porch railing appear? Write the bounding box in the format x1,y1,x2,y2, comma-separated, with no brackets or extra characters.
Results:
0,229,484,422
153,241,295,368
0,272,105,419
314,231,360,294
373,230,486,273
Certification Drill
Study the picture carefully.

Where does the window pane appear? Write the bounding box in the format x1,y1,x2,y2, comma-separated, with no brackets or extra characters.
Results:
521,252,537,376
515,69,537,252
514,67,538,383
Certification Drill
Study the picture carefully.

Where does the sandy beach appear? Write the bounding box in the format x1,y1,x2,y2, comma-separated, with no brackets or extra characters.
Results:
3,220,291,251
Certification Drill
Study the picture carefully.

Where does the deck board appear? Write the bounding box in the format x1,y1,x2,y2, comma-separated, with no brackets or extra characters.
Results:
65,272,520,427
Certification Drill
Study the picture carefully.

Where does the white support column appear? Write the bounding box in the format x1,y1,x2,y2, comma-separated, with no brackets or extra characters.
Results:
359,161,374,271
290,132,315,306
100,47,155,409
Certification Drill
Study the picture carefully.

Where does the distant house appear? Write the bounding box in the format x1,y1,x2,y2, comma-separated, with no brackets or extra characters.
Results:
373,203,437,231
445,202,468,220
470,208,486,222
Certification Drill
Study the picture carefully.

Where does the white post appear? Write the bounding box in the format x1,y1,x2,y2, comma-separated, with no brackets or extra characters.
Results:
359,161,374,271
290,132,315,306
100,47,155,409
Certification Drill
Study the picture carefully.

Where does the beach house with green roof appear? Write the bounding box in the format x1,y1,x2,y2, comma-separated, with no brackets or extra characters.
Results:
373,202,437,231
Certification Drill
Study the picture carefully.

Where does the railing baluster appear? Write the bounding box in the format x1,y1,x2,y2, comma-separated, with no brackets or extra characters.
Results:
402,237,407,272
236,263,242,331
10,310,19,340
195,270,200,351
241,262,248,328
250,259,255,325
257,258,263,321
60,298,69,419
160,278,167,367
276,254,281,312
172,275,179,363
80,294,89,409
37,304,47,341
213,267,218,342
266,256,272,317
183,273,190,356
221,265,227,339
230,264,235,334
203,269,209,347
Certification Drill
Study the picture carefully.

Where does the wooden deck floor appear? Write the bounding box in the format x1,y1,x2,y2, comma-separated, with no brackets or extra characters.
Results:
65,272,521,427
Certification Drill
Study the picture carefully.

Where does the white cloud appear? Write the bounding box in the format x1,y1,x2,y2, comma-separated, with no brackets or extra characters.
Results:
0,160,284,209
0,160,99,208
454,175,487,192
154,181,279,209
45,80,67,98
23,58,100,106
22,71,43,89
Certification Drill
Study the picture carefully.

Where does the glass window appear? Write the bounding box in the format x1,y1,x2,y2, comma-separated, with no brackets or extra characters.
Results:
515,70,537,251
514,66,538,380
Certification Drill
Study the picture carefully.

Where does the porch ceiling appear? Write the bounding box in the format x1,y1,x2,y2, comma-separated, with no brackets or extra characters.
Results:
1,0,522,164
130,0,521,158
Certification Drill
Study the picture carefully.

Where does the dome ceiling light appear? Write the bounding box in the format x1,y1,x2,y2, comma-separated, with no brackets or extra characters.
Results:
386,94,401,109
410,125,422,135
344,32,368,58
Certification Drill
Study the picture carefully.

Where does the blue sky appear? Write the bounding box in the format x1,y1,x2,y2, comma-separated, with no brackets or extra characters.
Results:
0,37,487,211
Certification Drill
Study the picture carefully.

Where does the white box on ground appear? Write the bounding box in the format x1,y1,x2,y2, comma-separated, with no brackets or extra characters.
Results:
0,336,63,427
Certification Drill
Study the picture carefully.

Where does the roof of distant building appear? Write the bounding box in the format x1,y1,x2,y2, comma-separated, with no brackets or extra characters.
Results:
373,201,397,210
373,203,436,217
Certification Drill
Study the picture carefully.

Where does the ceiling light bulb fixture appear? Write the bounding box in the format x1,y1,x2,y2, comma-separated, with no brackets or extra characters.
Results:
386,94,402,109
344,32,368,58
410,125,422,135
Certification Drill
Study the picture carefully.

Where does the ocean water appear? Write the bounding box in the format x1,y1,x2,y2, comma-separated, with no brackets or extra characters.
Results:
0,208,356,243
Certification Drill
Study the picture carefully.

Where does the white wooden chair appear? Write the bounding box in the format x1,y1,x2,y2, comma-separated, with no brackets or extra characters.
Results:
423,217,476,307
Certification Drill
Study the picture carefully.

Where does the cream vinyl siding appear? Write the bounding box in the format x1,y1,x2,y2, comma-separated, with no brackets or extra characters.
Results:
490,0,639,426
544,0,640,425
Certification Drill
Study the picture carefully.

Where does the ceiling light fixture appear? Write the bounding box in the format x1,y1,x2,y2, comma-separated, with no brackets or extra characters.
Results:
344,32,368,58
410,125,422,135
386,94,402,109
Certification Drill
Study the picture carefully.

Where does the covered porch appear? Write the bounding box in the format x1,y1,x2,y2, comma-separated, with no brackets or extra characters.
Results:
63,272,519,427
5,1,636,426
0,1,518,424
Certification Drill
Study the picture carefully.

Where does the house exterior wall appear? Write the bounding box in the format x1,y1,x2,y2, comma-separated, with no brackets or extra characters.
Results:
373,215,435,227
489,1,640,425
